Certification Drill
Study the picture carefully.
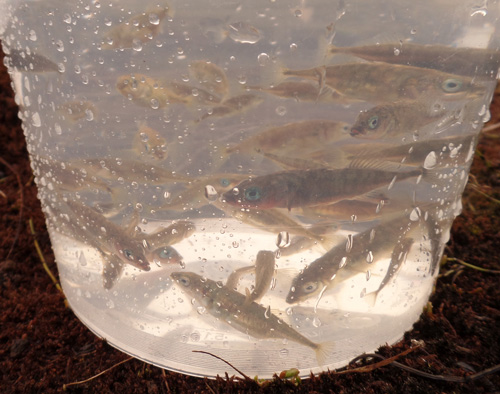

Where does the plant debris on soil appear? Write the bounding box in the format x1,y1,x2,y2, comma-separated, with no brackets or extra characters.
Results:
1,45,499,394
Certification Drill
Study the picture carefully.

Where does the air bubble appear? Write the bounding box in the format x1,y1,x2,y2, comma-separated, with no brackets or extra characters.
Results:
257,52,270,66
132,40,143,52
149,13,160,25
55,40,64,52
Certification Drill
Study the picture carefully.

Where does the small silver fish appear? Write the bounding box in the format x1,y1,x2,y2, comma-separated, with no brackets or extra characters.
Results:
286,214,419,304
171,271,333,365
225,250,275,304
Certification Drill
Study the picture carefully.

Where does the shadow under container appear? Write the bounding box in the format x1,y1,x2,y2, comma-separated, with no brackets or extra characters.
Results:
0,0,499,379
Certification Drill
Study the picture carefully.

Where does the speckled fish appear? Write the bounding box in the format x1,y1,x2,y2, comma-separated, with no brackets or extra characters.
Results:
350,100,449,139
56,100,98,123
283,62,486,103
286,214,418,304
189,60,230,98
73,157,192,185
329,43,500,78
225,120,350,157
118,73,223,108
196,93,263,122
133,123,168,162
213,199,332,247
222,164,424,211
63,200,151,272
343,134,477,168
171,271,333,365
102,4,173,50
226,250,276,304
364,237,414,306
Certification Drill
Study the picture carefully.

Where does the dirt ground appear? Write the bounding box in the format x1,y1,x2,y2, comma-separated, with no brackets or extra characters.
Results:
1,45,499,393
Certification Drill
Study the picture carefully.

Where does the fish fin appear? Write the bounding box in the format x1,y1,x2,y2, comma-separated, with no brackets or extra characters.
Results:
348,157,406,172
315,341,335,366
243,288,255,305
363,291,378,307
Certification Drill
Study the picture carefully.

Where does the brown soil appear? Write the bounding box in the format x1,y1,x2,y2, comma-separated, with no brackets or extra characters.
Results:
1,45,499,394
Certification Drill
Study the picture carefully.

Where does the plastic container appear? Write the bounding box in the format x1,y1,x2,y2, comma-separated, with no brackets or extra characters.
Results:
0,0,498,379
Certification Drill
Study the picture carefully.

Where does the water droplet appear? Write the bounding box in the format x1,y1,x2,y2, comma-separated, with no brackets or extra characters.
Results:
78,251,87,266
279,348,289,357
196,306,206,315
410,28,417,35
276,106,287,116
257,52,270,66
366,270,371,281
63,14,72,24
231,187,239,196
424,151,437,169
227,22,262,44
294,9,302,17
276,231,290,248
31,112,41,127
132,40,143,52
339,256,347,269
393,48,400,56
204,185,218,201
29,30,37,41
106,300,115,308
289,43,298,51
232,241,239,248
410,207,421,221
366,251,374,264
360,288,367,298
149,13,160,25
345,234,353,252
312,316,322,327
150,98,160,109
55,40,64,52
264,305,271,319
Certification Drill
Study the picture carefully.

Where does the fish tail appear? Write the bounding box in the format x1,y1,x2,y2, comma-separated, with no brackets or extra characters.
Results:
314,341,335,366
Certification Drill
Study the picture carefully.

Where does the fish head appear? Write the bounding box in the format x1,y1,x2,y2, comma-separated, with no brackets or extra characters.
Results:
112,239,151,271
286,272,325,304
350,105,394,139
221,178,279,209
149,245,183,265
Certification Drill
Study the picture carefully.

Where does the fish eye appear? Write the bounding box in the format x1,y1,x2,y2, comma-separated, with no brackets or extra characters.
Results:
123,249,135,261
178,276,190,287
302,281,318,294
244,186,262,201
220,178,230,187
442,78,463,93
158,247,172,259
368,115,379,130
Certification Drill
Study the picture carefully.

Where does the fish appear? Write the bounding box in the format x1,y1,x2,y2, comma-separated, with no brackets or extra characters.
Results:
6,48,59,73
56,100,98,123
72,157,192,185
102,4,173,50
222,163,426,211
171,271,333,365
189,60,230,98
225,250,276,304
282,62,486,103
350,100,450,140
363,237,415,306
196,93,263,122
31,156,112,195
225,120,350,157
286,214,419,304
213,199,332,247
329,43,500,78
63,200,151,272
342,134,477,168
133,123,168,162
